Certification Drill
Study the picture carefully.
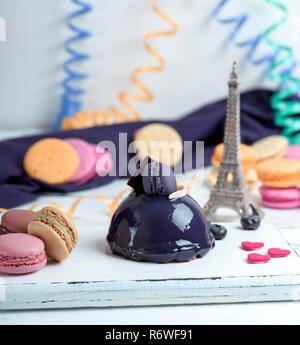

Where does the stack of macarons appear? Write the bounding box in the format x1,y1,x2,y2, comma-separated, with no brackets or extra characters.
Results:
207,143,259,187
23,137,113,185
256,158,300,209
251,136,300,209
0,206,78,275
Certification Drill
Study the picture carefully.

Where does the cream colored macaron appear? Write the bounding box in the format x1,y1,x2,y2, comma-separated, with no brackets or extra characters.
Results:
133,123,183,167
251,135,288,162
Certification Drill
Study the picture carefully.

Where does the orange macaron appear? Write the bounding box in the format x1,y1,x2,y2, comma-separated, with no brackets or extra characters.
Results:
211,143,258,173
23,138,80,184
256,158,300,188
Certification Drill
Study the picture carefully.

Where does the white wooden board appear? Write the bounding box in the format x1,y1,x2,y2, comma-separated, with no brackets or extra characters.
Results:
1,177,300,310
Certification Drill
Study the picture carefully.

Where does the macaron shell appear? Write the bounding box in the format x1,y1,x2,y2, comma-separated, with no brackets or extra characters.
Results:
256,158,300,179
0,233,45,257
45,206,78,245
0,233,47,275
142,160,177,195
28,221,70,262
261,198,300,209
261,179,300,189
23,138,80,184
27,206,78,262
1,210,36,234
0,256,47,275
259,186,300,202
251,135,288,162
256,158,300,188
64,138,96,183
133,123,183,167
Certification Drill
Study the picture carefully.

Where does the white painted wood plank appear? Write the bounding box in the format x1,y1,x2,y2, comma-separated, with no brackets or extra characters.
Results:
1,216,300,310
0,142,300,310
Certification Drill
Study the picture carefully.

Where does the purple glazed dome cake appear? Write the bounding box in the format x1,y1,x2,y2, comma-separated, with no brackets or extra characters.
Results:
106,158,215,263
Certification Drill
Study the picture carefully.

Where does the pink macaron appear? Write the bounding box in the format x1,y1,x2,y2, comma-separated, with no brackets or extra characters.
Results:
64,138,97,184
259,186,300,209
1,209,36,235
284,145,300,160
0,233,47,275
89,144,113,178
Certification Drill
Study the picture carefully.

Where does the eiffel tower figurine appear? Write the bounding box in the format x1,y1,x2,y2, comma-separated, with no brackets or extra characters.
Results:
203,62,262,219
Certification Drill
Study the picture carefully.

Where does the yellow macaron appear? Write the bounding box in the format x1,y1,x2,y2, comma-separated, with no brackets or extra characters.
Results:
133,123,183,167
251,135,288,162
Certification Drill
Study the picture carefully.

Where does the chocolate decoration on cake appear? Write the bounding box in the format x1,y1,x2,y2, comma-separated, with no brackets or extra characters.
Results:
107,157,215,263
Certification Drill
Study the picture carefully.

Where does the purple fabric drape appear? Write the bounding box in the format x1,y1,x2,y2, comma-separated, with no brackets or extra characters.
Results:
0,89,280,208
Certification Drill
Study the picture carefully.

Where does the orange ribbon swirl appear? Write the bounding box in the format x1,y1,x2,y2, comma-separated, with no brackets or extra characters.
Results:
61,0,179,129
24,188,130,221
1,175,201,221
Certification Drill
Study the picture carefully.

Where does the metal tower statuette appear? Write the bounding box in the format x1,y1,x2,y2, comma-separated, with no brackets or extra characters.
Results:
203,62,260,218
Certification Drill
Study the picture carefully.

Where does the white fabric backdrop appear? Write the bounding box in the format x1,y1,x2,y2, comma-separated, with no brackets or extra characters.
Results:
1,0,300,129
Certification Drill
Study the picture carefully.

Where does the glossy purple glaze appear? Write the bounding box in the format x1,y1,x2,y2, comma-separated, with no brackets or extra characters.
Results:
107,191,214,263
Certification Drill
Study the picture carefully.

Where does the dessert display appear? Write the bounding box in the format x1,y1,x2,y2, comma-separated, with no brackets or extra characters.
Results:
133,123,183,167
28,206,78,262
0,233,47,275
107,158,215,263
0,206,78,274
23,137,113,185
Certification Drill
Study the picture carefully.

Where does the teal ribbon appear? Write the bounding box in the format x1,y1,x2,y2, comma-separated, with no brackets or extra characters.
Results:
214,0,300,143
